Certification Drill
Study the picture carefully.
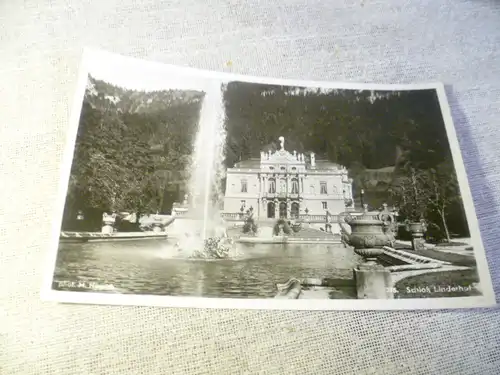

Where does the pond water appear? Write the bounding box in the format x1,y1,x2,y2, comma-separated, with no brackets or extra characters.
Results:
52,239,360,299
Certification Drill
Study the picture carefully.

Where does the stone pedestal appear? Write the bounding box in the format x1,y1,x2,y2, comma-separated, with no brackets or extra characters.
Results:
342,205,397,299
152,224,163,233
407,221,427,251
412,236,426,251
101,224,114,234
354,263,394,299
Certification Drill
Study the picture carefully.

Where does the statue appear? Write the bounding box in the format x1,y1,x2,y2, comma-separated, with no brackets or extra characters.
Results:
242,207,258,235
310,152,316,167
273,218,292,236
76,210,84,221
192,237,232,259
279,136,285,151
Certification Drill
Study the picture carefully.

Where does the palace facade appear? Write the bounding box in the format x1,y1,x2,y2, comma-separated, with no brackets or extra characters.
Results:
223,137,354,220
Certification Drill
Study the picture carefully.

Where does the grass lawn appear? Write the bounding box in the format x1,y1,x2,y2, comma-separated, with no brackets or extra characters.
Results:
395,244,477,267
434,241,469,247
394,269,481,298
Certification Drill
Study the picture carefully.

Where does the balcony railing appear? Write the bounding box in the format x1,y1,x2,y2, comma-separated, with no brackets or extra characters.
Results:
264,192,301,199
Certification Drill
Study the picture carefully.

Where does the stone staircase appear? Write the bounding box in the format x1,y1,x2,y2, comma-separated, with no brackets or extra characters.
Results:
296,227,339,239
379,246,451,272
228,225,338,239
229,224,342,245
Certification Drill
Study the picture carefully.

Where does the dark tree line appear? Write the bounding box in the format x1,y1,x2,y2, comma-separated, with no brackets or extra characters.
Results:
61,76,203,231
222,82,449,170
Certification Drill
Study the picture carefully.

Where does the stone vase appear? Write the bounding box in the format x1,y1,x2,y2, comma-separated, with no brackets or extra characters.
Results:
101,213,116,234
151,215,165,233
406,221,427,251
343,208,395,299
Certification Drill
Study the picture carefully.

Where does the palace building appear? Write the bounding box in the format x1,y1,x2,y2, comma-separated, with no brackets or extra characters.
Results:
223,137,354,220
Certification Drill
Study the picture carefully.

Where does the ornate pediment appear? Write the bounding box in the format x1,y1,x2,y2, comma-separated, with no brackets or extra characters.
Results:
260,136,307,165
266,149,303,163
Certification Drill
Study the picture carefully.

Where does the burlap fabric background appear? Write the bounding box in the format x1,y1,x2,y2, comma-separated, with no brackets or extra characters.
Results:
1,0,500,374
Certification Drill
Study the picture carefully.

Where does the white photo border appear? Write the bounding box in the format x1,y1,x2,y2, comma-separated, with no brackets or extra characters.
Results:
40,48,497,310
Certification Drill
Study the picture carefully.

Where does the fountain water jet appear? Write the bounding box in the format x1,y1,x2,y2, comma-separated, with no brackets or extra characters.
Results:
173,82,236,258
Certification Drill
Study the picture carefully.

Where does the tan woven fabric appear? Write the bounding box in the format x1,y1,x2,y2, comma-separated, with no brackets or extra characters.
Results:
1,0,499,374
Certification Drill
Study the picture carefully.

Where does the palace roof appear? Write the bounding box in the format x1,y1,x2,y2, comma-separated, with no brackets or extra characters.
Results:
232,158,343,171
234,159,261,168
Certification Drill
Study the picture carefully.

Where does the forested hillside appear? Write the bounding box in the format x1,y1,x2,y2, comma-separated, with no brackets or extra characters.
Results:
62,76,204,230
223,82,449,170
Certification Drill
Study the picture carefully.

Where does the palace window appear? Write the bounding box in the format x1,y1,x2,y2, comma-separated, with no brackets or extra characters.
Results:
291,178,299,194
268,178,276,193
320,181,328,194
279,179,287,193
241,179,248,193
322,201,328,210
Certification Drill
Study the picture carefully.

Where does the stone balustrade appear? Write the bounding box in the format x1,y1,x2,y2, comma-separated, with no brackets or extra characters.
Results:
219,212,339,224
386,264,442,272
382,246,451,265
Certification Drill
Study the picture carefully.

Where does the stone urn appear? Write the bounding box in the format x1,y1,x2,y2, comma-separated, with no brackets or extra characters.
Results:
405,220,427,251
273,218,292,236
342,207,396,263
406,220,426,235
102,213,117,234
291,221,302,233
151,216,164,233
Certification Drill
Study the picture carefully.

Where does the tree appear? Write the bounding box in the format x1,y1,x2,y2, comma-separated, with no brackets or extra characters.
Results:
348,161,367,191
423,156,461,242
389,162,429,222
63,77,204,229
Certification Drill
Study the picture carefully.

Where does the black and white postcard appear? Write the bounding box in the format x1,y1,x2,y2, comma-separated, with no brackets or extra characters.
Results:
41,49,496,310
